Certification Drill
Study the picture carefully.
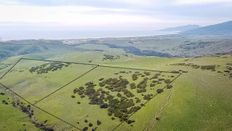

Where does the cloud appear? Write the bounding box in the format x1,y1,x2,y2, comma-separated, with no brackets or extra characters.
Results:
174,0,232,5
0,0,155,7
0,0,231,31
0,4,165,29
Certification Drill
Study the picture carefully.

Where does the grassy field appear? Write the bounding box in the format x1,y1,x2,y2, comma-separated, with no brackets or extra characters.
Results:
0,52,232,131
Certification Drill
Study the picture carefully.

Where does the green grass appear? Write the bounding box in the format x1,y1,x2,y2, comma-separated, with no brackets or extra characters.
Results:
0,53,232,131
0,60,95,104
0,88,39,131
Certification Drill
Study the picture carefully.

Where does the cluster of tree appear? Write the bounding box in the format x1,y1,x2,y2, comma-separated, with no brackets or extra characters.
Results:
12,99,54,131
29,62,70,74
132,74,138,81
102,54,120,61
137,78,148,93
99,77,129,93
81,119,98,131
12,100,34,118
131,72,151,80
2,99,8,105
73,80,138,124
107,98,138,123
82,126,97,131
73,71,176,125
172,63,217,71
201,65,216,71
130,83,136,89
224,63,232,78
171,63,200,69
143,94,153,100
150,73,161,79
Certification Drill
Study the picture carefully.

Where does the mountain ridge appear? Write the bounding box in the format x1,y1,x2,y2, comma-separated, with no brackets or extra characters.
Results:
160,25,200,32
181,21,232,35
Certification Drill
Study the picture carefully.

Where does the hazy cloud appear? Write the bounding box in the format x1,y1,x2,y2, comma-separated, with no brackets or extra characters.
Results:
0,0,231,39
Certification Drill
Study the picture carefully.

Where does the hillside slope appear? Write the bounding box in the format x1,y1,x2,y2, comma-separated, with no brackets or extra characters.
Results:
182,21,232,35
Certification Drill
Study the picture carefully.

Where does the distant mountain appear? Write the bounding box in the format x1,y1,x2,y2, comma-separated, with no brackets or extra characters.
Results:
182,21,232,35
160,25,200,32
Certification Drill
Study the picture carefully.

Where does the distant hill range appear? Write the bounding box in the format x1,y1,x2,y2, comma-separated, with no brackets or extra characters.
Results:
159,25,200,32
181,21,232,36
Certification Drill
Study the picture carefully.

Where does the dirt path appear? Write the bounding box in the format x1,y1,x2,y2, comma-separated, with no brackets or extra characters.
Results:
143,88,174,131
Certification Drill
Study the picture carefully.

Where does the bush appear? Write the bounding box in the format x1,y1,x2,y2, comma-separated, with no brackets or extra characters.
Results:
201,65,216,71
144,72,151,76
132,74,138,81
130,83,136,89
156,117,160,121
97,120,102,125
99,78,104,81
135,97,141,103
150,83,155,87
156,89,164,94
143,94,153,100
82,127,88,131
89,123,93,127
164,79,171,84
100,103,108,108
127,119,135,124
2,100,8,105
166,84,173,89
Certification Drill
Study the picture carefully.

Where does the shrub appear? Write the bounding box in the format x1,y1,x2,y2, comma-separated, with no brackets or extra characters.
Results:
135,97,141,103
150,83,156,87
166,85,173,89
156,89,164,94
97,120,102,125
144,72,151,76
201,65,216,71
132,74,138,81
89,123,93,127
130,83,136,89
143,94,153,100
2,100,8,105
127,119,135,124
82,127,88,131
100,103,108,108
164,79,171,84
123,90,134,97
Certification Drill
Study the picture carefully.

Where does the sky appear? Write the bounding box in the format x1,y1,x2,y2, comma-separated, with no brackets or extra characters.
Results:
0,0,231,40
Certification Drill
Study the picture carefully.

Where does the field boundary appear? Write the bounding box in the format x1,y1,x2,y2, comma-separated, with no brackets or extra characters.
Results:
0,82,81,131
0,57,183,130
0,58,23,80
22,57,175,73
33,65,99,105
